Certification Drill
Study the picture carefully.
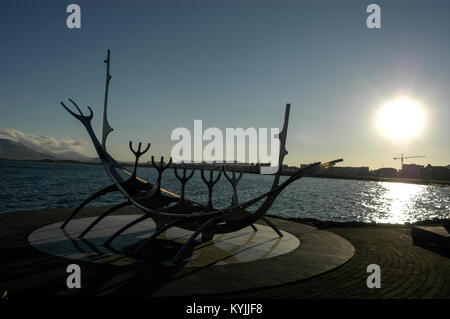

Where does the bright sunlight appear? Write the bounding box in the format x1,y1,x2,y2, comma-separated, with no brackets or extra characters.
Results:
377,98,425,141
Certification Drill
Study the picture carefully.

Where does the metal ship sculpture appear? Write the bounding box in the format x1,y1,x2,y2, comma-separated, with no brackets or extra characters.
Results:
60,49,342,265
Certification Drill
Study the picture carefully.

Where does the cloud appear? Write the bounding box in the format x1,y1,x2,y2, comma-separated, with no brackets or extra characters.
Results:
0,127,89,155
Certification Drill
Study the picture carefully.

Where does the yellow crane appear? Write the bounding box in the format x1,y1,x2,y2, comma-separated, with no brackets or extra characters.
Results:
393,153,426,170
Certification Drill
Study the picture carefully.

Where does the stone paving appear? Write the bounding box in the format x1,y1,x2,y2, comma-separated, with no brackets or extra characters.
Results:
213,224,450,299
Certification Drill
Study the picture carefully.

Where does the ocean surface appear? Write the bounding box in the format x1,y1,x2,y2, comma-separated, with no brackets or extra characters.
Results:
0,160,449,224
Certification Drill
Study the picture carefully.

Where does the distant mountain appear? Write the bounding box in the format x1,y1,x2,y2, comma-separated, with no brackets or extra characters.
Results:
0,139,94,162
52,150,93,162
0,139,55,160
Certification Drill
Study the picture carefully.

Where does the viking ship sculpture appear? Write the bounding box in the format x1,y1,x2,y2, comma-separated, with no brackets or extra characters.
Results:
60,49,342,265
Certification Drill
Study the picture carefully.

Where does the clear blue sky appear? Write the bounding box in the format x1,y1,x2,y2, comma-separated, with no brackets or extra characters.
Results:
1,0,449,169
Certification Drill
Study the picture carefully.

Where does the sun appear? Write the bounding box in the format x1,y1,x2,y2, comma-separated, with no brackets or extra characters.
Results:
377,98,425,141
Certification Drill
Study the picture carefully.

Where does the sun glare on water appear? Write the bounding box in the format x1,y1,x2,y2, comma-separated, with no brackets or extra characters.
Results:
377,98,425,141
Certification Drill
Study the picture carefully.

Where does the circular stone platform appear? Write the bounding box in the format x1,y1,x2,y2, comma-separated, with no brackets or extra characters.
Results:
23,212,354,296
29,215,301,268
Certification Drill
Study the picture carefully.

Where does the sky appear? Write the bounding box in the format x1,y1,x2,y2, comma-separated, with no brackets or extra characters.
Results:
1,0,449,169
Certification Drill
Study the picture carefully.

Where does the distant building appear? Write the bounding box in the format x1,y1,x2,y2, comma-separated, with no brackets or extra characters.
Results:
422,164,450,181
372,167,397,178
286,166,299,174
292,163,450,181
299,164,371,177
400,164,424,179
320,166,369,177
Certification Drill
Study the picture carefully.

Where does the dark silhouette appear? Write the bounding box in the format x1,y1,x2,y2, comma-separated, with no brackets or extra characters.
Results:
60,49,342,265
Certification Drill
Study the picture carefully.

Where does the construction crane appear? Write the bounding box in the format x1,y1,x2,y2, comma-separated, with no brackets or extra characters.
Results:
393,153,426,169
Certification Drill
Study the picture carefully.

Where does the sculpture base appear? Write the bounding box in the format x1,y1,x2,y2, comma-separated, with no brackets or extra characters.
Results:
29,215,301,268
2,207,354,297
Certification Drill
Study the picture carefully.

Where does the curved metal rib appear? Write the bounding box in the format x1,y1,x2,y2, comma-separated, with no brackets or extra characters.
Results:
151,156,173,194
104,214,153,246
223,166,257,232
174,165,195,203
170,216,221,264
262,217,283,237
201,165,222,209
134,217,187,255
79,201,130,238
223,166,243,205
60,184,117,229
129,141,151,178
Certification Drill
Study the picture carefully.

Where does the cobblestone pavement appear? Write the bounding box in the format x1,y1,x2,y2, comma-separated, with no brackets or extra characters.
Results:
213,225,450,299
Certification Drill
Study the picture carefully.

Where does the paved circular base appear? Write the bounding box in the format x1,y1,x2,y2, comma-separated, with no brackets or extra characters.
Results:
28,215,301,268
24,211,354,296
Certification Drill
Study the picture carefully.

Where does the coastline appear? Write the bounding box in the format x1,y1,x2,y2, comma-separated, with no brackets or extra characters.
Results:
2,158,449,187
4,205,450,227
268,214,450,229
307,174,450,187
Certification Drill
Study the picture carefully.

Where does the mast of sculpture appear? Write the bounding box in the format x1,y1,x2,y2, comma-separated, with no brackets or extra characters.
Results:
102,49,114,150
